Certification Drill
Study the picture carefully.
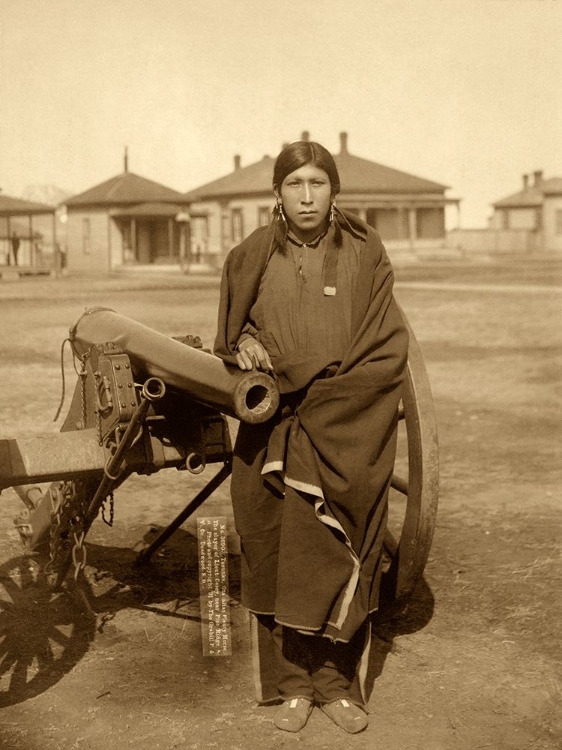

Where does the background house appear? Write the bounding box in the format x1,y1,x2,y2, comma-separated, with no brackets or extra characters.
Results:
184,132,459,269
448,170,562,255
490,171,562,252
64,153,188,273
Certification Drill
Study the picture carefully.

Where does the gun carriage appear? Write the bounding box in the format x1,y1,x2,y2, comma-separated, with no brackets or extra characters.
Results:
1,306,438,603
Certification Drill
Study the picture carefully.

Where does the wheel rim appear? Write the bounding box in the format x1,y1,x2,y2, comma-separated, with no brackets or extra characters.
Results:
382,311,440,603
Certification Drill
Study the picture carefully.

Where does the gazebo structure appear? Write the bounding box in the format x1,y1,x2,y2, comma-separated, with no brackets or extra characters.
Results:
0,193,57,274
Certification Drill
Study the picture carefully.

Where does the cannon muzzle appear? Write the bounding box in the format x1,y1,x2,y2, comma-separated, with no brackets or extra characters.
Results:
70,307,279,424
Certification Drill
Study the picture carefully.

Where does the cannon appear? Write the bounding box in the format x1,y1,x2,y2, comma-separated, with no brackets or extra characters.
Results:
1,307,280,590
1,306,438,606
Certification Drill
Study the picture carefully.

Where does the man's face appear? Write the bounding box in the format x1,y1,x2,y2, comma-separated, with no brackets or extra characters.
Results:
277,164,333,242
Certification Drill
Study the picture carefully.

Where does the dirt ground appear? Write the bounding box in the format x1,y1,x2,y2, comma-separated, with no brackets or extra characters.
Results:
0,259,560,750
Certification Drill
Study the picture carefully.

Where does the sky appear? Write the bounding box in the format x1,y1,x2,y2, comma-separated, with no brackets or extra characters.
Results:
0,0,561,227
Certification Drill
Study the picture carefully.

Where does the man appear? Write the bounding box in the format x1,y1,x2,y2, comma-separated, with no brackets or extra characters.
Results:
215,140,408,733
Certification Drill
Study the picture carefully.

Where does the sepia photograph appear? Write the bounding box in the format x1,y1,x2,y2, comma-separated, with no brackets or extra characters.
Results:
0,1,561,748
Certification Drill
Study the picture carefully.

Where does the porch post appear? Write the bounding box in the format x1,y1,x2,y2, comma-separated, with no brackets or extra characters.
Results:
179,222,186,263
6,215,11,265
168,218,174,258
29,214,34,266
52,212,59,276
131,218,137,262
408,207,417,249
397,206,407,241
107,214,112,272
220,202,229,261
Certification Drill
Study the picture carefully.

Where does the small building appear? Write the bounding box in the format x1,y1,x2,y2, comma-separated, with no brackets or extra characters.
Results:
183,131,459,268
0,193,56,273
64,153,188,273
490,171,562,253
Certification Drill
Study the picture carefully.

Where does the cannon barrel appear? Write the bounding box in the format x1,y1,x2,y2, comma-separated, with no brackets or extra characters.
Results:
70,307,279,424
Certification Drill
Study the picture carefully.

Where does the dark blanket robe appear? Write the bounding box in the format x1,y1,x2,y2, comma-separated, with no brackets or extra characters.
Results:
215,211,408,644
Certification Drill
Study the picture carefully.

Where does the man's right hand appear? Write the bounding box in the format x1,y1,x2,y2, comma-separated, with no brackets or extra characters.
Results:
236,338,274,372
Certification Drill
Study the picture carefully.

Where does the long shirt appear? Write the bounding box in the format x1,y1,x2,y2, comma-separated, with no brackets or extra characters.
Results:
239,224,364,390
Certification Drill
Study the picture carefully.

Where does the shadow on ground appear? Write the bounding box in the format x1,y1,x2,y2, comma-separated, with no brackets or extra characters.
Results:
0,521,435,710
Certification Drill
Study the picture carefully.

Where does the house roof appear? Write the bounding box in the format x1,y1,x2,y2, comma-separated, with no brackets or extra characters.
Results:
184,157,276,200
0,193,55,216
335,152,448,194
65,171,186,207
493,176,562,208
542,177,562,195
184,147,448,202
494,187,543,209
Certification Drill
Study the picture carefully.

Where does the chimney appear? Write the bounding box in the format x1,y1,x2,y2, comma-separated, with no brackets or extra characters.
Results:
301,130,310,142
533,170,543,186
522,174,529,189
124,146,129,173
339,131,348,155
234,154,241,171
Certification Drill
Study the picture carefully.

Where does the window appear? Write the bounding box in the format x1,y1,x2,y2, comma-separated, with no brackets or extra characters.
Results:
258,206,271,227
416,208,445,239
555,210,562,235
231,209,244,243
365,208,407,240
376,209,401,240
82,218,91,254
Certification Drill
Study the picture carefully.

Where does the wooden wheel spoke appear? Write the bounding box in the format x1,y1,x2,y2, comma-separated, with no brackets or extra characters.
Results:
391,474,408,496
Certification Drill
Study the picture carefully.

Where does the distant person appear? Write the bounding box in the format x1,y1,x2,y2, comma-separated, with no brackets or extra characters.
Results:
54,242,67,273
214,140,408,734
11,232,20,266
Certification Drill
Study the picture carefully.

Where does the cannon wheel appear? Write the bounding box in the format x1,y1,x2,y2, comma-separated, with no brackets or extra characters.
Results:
382,312,439,605
0,555,95,707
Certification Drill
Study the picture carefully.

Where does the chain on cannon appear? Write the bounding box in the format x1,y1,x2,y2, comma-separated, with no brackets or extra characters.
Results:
43,374,172,589
43,480,90,588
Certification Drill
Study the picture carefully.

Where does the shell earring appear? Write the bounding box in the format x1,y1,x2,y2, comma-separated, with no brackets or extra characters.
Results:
330,202,336,223
277,201,287,223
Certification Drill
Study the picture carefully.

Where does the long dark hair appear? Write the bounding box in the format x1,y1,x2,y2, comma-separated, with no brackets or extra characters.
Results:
271,140,342,250
273,140,341,194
